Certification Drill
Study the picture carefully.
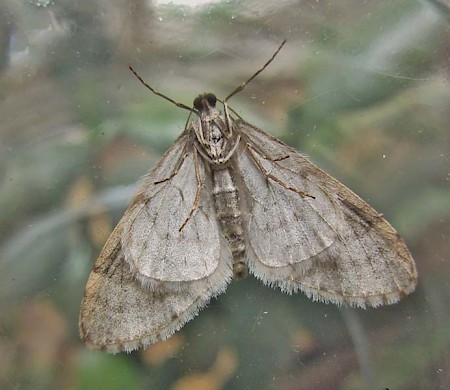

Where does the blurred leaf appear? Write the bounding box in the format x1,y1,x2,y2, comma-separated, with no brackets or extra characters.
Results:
76,352,141,390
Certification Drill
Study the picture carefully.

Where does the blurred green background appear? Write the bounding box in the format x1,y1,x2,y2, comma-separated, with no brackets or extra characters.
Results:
1,0,449,389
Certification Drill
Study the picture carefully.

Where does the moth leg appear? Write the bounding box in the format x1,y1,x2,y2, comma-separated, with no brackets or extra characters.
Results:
244,139,290,162
221,134,241,163
182,111,194,132
246,143,315,199
223,102,244,121
154,146,189,185
223,102,233,138
195,135,241,165
193,118,207,146
178,149,203,232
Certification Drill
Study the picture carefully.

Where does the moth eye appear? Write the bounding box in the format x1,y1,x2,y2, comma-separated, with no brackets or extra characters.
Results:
193,93,217,111
206,93,217,107
193,96,203,111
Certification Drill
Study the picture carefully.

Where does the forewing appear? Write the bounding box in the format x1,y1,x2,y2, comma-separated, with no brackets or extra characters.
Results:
79,221,232,353
236,121,417,306
120,132,226,290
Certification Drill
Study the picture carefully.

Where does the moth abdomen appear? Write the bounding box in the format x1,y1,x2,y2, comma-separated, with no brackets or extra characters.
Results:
212,167,248,279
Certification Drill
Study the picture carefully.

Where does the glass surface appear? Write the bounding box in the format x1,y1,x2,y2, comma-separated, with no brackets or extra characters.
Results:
1,0,449,389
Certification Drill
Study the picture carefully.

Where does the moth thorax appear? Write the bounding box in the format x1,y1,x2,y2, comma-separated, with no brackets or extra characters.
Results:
205,122,226,159
196,115,237,164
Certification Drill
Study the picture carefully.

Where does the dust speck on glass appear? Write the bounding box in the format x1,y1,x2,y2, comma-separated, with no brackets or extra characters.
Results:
79,41,417,354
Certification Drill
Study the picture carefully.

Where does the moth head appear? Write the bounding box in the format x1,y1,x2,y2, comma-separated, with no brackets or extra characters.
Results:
191,92,237,163
193,93,217,113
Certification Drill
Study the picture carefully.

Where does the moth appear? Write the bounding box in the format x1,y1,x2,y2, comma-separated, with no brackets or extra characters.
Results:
79,41,417,353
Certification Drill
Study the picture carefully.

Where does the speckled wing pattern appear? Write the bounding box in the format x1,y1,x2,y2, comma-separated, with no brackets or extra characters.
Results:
79,132,233,353
236,121,417,308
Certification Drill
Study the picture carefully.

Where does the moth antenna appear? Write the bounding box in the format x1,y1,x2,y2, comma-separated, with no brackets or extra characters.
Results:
129,65,198,114
224,39,287,103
